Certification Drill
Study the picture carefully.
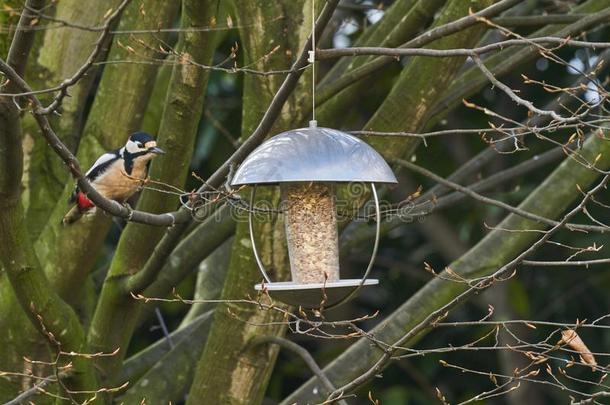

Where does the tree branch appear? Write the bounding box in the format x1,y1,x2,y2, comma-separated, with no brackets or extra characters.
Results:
282,130,610,405
316,37,610,60
250,336,349,405
0,2,98,398
492,13,589,27
394,156,609,233
130,204,234,295
35,0,131,115
6,0,45,78
429,0,610,122
340,146,565,252
4,376,56,405
316,0,522,105
523,258,610,266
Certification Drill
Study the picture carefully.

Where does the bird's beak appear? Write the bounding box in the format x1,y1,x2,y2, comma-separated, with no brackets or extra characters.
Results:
149,146,165,155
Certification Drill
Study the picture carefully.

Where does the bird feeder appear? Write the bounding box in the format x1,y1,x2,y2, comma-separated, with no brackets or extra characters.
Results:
231,123,397,309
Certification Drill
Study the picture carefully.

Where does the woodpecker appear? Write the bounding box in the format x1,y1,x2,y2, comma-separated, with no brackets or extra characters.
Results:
62,132,165,225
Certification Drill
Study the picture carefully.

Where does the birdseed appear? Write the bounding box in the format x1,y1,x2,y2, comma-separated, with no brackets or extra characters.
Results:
281,182,340,284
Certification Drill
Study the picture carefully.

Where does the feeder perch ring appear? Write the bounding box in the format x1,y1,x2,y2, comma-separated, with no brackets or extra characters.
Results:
248,183,382,309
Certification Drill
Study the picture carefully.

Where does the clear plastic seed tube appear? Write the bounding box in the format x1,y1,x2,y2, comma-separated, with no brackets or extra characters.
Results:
281,182,340,284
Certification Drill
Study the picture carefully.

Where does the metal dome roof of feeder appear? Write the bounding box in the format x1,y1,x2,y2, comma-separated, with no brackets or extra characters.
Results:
231,127,398,185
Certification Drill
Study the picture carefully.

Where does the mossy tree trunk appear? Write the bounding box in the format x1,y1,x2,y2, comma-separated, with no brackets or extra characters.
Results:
0,4,99,399
86,0,219,398
0,0,179,397
33,0,180,313
316,0,446,125
361,0,494,161
25,0,123,239
186,1,316,403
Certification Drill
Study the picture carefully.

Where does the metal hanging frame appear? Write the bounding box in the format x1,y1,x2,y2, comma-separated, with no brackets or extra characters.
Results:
248,183,381,309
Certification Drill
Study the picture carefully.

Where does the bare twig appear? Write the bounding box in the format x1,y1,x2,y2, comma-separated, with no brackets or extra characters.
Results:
326,174,610,401
250,336,349,405
4,376,57,405
523,258,610,266
6,0,45,78
394,158,609,233
493,14,590,27
37,0,131,114
316,38,610,60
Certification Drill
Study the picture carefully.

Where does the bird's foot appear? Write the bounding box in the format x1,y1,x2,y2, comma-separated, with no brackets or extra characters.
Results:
121,202,135,221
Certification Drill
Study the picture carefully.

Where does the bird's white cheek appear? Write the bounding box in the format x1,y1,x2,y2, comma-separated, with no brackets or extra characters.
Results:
125,140,140,154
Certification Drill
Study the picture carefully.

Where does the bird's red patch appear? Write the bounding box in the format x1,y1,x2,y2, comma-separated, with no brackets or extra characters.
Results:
77,192,95,210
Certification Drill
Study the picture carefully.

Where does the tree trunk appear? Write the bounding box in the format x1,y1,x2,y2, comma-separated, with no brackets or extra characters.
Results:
186,1,316,403
25,0,123,239
316,0,446,125
0,79,98,405
86,0,218,397
33,0,180,313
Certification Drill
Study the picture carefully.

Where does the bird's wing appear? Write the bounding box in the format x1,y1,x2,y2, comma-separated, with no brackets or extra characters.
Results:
69,150,121,203
85,150,121,179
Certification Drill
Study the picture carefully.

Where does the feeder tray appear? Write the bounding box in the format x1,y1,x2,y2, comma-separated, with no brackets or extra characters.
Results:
254,279,379,309
232,125,397,309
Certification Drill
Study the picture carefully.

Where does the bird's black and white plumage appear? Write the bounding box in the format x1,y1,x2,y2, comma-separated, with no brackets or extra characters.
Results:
62,132,165,225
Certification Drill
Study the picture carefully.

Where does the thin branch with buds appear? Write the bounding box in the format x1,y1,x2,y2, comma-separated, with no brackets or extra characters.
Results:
325,174,610,402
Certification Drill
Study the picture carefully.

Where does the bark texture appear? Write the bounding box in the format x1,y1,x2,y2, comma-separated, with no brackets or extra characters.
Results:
186,1,316,403
33,0,179,316
0,79,97,405
86,0,218,396
26,0,123,239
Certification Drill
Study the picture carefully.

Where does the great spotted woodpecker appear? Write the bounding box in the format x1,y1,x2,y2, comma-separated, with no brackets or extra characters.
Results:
62,132,165,225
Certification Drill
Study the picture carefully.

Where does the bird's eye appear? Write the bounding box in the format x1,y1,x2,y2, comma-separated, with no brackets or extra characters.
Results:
136,142,144,148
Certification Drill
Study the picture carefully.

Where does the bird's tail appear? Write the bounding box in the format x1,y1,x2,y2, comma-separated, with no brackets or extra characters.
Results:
62,205,83,225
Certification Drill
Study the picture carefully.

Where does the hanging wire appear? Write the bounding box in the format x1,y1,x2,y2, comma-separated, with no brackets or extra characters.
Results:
309,0,317,128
